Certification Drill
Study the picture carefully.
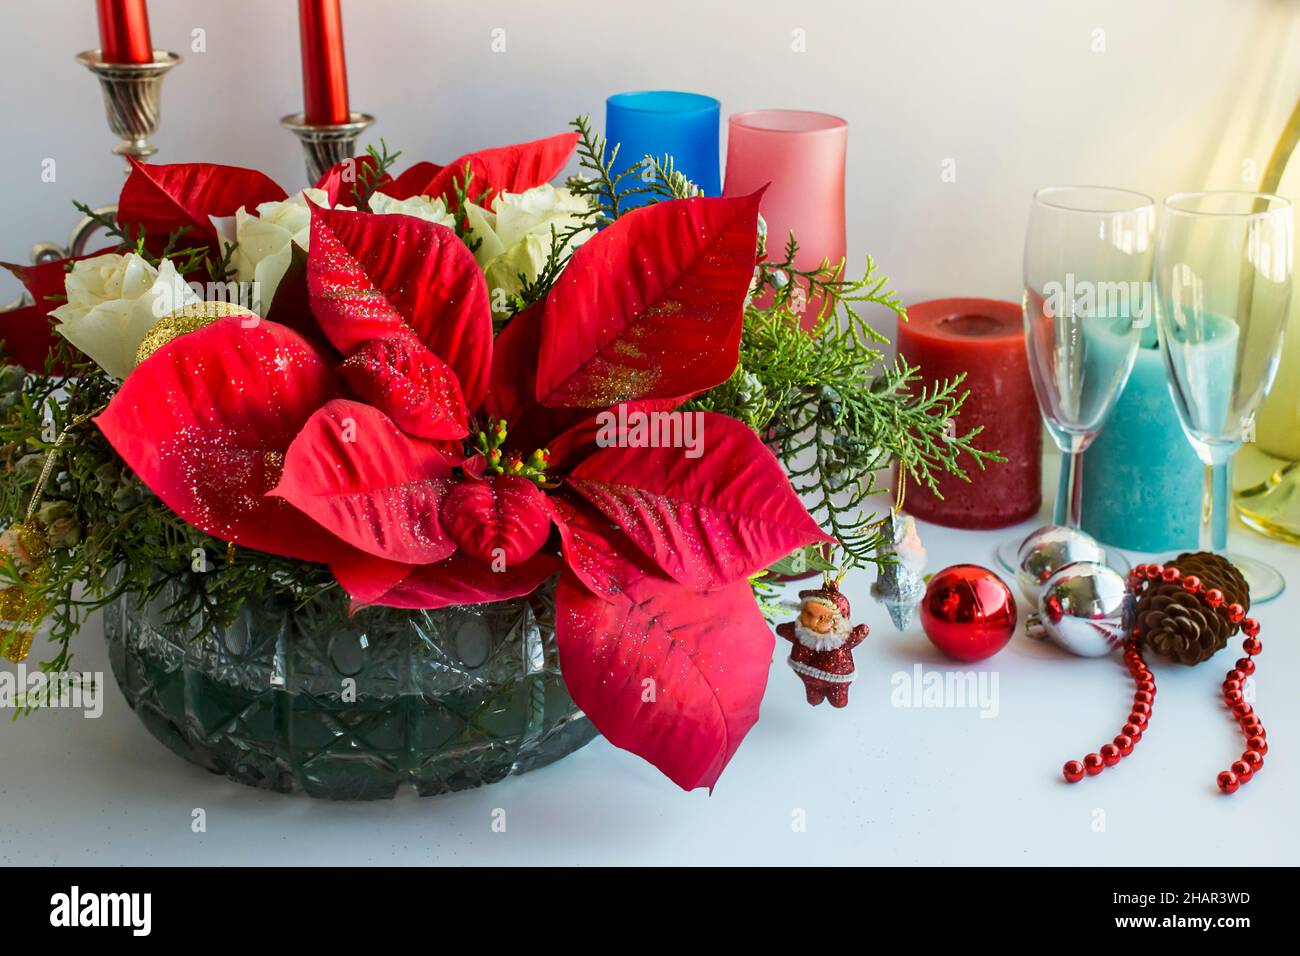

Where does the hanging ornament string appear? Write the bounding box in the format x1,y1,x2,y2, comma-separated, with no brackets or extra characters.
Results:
22,407,104,525
1061,561,1267,794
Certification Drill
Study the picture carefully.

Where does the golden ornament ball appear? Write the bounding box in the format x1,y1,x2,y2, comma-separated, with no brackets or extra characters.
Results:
136,301,262,365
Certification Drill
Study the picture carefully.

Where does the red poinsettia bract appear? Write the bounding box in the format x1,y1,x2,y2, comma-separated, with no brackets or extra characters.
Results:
95,137,833,791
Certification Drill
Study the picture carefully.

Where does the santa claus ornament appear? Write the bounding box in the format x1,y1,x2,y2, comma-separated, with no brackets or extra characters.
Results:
777,574,868,708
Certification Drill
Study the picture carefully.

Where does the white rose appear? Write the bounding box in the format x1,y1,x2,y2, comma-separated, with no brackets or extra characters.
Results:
226,188,353,313
466,185,594,315
49,253,200,379
369,191,457,229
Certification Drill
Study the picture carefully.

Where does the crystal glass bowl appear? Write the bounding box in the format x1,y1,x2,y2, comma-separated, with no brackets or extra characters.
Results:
105,580,595,800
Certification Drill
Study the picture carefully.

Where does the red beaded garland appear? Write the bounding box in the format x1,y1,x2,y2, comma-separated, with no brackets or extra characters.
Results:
1076,561,1271,796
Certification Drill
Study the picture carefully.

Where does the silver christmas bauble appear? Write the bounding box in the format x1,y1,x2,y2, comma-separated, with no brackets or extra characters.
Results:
1025,560,1128,657
1015,524,1106,604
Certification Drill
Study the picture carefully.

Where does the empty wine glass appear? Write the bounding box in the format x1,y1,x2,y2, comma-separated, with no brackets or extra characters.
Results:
1156,191,1294,602
997,187,1156,573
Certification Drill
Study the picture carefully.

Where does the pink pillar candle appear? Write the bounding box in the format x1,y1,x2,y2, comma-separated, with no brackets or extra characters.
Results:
723,110,846,327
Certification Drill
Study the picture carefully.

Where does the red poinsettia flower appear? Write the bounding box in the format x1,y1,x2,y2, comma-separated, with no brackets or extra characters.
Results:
95,134,833,792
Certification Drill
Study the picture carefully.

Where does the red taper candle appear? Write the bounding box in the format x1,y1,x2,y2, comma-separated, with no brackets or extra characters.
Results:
896,298,1041,528
97,0,153,64
298,0,351,126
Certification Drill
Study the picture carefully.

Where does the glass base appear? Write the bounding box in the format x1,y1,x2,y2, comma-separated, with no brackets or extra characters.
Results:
1234,459,1300,545
995,533,1131,579
105,579,596,800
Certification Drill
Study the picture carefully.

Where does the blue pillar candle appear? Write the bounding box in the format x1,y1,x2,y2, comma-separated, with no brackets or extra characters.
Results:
1080,339,1201,552
604,91,721,207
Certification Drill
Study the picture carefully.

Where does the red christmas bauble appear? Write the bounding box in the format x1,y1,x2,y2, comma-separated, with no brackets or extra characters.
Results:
919,564,1017,661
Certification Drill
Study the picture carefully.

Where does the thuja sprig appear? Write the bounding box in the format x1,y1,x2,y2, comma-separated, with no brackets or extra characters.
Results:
644,154,703,201
355,139,403,209
68,201,214,278
756,236,905,336
450,166,493,252
688,271,1003,569
70,201,133,252
507,216,598,321
567,114,658,224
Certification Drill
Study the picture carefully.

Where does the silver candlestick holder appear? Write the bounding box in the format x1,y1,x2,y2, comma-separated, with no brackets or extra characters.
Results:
1,51,180,317
281,112,375,184
76,50,181,172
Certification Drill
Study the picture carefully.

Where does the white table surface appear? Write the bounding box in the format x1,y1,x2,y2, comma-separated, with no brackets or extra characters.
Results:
3,457,1298,867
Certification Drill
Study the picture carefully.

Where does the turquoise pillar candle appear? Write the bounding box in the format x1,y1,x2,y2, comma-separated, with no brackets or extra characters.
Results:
1080,339,1201,552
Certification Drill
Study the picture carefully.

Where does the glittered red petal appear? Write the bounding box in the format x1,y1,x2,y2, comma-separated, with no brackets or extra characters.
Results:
307,203,493,409
95,317,351,563
439,474,554,566
535,192,760,409
270,399,458,564
568,411,834,590
333,549,561,611
556,565,773,792
339,335,469,441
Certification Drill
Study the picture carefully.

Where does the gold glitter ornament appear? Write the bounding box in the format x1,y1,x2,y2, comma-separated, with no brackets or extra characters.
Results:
0,520,49,571
135,301,262,366
3,628,34,664
1,582,45,663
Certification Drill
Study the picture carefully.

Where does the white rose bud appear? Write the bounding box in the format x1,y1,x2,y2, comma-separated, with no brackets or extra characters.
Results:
49,253,201,379
369,192,457,229
226,188,353,314
463,185,594,316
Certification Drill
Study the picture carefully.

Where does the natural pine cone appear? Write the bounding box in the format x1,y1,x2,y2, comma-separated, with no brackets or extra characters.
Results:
1133,552,1250,665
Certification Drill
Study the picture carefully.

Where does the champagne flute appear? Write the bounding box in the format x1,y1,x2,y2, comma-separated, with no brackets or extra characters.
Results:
1156,191,1293,602
997,187,1156,572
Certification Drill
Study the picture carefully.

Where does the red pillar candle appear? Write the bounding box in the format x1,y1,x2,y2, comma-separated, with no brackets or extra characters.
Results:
298,0,351,125
896,298,1041,528
97,0,153,64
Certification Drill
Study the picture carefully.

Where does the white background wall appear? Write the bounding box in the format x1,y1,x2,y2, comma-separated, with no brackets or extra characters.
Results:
2,0,1297,312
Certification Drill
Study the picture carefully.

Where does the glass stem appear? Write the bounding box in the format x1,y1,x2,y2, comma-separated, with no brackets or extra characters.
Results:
1053,445,1085,529
1201,461,1230,553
